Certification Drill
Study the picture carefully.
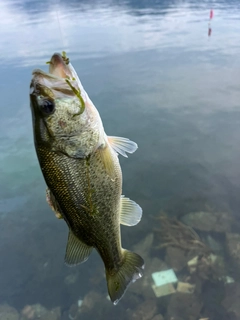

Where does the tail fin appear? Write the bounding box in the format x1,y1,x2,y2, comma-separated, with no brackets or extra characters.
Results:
106,250,144,305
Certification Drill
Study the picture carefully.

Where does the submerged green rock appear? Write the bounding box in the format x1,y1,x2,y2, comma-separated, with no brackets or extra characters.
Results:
0,304,19,320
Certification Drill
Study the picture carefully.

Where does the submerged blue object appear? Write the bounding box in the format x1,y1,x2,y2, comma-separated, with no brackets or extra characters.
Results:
152,269,178,287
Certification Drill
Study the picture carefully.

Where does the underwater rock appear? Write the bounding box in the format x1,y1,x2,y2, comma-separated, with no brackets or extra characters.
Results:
73,291,127,320
0,304,19,320
21,304,47,320
181,211,232,233
68,303,80,320
167,292,203,320
204,234,223,253
79,291,103,313
201,280,229,320
64,272,79,285
188,256,199,274
222,282,240,318
177,282,195,294
187,253,225,281
151,315,164,320
165,246,188,272
223,276,234,284
127,299,158,320
40,307,61,320
127,233,155,299
89,265,105,287
226,233,240,269
132,233,154,263
20,304,60,320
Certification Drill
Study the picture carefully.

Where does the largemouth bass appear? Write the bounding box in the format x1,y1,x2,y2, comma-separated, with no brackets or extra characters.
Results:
29,52,144,304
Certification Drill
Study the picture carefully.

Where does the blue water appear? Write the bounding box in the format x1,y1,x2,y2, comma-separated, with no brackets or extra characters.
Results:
1,0,240,319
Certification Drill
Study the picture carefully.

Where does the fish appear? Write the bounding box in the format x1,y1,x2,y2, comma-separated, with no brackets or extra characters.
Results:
29,52,144,304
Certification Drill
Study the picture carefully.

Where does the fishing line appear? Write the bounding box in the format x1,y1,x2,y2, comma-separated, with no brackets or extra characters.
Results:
55,1,66,50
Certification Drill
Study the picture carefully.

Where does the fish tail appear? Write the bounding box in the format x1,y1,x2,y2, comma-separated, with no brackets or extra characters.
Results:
106,250,144,305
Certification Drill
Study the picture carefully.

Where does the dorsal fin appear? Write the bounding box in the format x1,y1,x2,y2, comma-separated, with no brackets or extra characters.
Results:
108,136,138,158
120,196,142,226
65,230,93,266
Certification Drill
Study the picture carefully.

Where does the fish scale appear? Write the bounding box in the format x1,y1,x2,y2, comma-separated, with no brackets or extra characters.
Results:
37,144,123,268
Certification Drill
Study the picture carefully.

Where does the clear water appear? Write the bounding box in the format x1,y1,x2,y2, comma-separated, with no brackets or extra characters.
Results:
1,0,240,319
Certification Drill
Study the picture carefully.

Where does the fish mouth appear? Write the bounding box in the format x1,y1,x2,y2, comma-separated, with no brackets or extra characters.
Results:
48,52,72,79
30,53,81,97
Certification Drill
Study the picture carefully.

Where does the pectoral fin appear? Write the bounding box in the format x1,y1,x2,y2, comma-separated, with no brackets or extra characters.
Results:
120,196,142,226
65,230,93,266
108,136,138,157
99,145,116,180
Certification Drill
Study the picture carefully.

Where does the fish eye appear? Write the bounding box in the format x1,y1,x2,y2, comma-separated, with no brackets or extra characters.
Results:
39,99,55,115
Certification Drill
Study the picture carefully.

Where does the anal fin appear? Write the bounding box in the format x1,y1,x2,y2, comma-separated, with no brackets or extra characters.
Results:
120,196,142,226
108,136,138,158
65,230,93,266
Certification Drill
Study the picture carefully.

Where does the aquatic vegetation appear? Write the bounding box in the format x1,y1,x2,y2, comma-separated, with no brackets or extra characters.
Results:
153,214,225,281
61,51,69,65
65,78,85,115
154,214,210,255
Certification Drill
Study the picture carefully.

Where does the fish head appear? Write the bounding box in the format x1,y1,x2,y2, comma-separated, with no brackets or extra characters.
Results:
30,52,103,158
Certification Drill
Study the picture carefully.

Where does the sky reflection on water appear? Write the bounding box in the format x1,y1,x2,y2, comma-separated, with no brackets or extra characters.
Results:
1,0,240,66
